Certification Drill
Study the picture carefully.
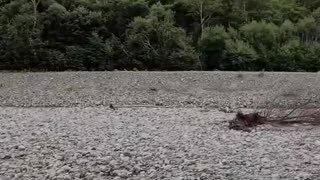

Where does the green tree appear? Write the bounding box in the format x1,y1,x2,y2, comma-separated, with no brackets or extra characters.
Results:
271,40,302,71
271,0,307,24
239,20,280,69
199,26,230,70
0,0,45,70
126,3,200,70
175,0,222,40
0,0,320,72
297,16,319,43
224,39,258,70
245,0,273,21
279,20,297,45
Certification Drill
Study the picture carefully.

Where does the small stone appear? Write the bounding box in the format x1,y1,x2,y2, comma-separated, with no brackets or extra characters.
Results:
47,169,56,179
201,173,209,178
245,137,252,142
31,131,42,136
99,165,109,172
98,156,112,163
196,163,210,171
113,169,131,178
2,154,12,160
164,159,170,165
122,152,132,158
314,154,320,161
77,159,89,165
14,173,23,179
147,168,156,174
120,155,130,162
84,172,93,179
15,152,27,158
57,165,71,174
17,145,26,150
271,174,280,179
109,160,118,167
140,133,150,139
55,155,64,161
79,172,86,178
295,172,312,180
56,174,72,180
260,169,271,175
133,165,142,172
219,107,233,113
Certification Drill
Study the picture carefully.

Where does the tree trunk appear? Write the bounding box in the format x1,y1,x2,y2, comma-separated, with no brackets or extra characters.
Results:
243,1,248,23
197,0,205,40
31,0,40,29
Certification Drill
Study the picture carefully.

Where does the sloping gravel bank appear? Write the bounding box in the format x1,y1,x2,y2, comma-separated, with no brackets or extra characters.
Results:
1,107,320,180
0,71,319,108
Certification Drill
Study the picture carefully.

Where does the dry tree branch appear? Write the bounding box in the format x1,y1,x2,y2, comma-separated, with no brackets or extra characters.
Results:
229,95,320,132
228,73,320,132
276,97,318,121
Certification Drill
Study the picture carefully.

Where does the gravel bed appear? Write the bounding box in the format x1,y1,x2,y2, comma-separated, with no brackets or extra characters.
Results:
0,71,319,108
1,107,320,180
0,71,320,180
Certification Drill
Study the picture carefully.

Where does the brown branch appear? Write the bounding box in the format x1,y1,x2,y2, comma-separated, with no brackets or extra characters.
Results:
277,98,317,121
229,95,320,131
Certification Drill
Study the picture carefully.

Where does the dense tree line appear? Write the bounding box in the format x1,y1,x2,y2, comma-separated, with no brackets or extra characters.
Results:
0,0,320,71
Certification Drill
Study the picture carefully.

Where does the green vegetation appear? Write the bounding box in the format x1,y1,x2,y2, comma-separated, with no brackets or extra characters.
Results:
1,0,320,71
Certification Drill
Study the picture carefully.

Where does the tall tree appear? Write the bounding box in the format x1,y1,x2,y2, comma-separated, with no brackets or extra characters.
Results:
176,0,222,40
126,3,200,70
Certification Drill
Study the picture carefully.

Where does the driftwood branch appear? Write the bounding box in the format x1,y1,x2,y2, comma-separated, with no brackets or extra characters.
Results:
229,96,320,132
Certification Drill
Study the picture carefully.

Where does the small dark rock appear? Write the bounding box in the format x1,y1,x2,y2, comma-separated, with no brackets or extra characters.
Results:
149,87,158,92
79,172,86,178
155,102,163,106
2,154,12,160
122,152,132,158
109,104,116,110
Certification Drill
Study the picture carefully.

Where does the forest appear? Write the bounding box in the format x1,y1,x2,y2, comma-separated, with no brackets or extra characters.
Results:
1,0,320,71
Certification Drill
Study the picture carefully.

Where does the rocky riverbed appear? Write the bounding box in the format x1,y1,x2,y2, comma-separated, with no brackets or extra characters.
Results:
0,71,319,108
0,71,319,180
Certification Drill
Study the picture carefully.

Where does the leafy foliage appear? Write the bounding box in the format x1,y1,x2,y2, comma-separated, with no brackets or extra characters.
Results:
126,3,200,70
0,0,319,71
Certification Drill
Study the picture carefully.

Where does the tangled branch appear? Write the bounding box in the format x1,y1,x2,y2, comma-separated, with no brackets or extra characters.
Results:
229,95,320,132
